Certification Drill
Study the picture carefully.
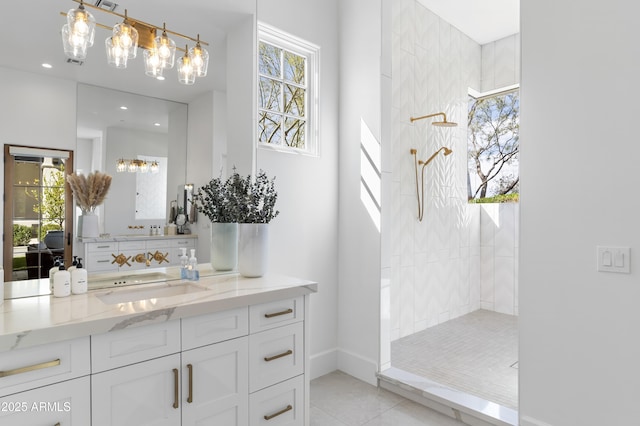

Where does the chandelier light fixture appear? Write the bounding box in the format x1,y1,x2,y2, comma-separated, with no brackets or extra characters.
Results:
117,158,159,174
61,0,209,85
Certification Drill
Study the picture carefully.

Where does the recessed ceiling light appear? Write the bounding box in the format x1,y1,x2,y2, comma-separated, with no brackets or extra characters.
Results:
120,106,128,110
154,122,161,127
157,76,165,81
41,63,53,69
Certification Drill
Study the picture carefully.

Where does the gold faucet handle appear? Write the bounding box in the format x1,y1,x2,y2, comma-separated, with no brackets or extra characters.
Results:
150,250,169,264
111,253,131,267
134,253,147,263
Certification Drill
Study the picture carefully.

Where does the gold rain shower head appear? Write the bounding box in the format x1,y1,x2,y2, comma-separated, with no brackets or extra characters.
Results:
410,112,458,127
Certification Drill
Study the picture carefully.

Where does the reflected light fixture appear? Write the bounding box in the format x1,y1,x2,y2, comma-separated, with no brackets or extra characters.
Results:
60,0,209,85
117,158,159,174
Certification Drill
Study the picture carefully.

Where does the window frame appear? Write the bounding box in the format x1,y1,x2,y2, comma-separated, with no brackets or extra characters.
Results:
257,22,320,157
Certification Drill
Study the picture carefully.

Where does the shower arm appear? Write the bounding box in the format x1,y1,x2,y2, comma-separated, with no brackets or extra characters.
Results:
410,112,448,123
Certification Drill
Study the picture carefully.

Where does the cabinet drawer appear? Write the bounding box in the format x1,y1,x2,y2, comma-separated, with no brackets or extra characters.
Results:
92,321,181,373
86,253,119,272
0,376,91,425
150,239,172,249
119,241,146,251
171,238,195,249
0,337,90,397
250,297,303,333
87,242,118,252
182,307,249,350
249,375,304,426
249,322,304,393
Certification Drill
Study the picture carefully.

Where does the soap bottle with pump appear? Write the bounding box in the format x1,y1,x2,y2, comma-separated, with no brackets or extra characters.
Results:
188,249,199,281
67,256,78,274
71,257,88,294
179,248,189,279
49,257,61,291
53,263,71,298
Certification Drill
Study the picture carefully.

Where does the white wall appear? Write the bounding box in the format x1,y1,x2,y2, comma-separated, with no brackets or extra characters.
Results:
257,0,340,380
337,0,383,385
519,1,640,425
481,34,520,92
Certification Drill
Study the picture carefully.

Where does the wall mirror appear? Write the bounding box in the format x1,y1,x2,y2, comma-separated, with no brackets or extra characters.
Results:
76,84,188,236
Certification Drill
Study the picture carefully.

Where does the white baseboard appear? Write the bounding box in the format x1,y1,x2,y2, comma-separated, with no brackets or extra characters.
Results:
310,348,338,380
337,348,378,386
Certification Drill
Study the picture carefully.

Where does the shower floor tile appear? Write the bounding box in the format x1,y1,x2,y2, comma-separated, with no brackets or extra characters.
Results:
391,309,518,410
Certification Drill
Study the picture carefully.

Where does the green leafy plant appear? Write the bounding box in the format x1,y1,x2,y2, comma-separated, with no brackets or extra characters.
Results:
13,224,32,247
195,168,279,224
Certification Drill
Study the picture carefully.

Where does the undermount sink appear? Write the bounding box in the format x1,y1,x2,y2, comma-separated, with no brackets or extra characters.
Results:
96,283,208,305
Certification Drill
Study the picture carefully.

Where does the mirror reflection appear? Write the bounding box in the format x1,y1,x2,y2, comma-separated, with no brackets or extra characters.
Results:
76,84,188,236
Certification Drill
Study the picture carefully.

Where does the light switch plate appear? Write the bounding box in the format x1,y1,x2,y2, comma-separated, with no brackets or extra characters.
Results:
597,246,630,273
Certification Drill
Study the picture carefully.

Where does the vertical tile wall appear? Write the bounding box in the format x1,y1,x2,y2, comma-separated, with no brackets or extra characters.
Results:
390,1,520,341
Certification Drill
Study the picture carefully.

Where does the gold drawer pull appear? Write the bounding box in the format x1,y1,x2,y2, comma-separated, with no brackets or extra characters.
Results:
0,359,61,378
264,404,293,420
54,423,61,426
264,308,293,318
172,368,179,409
264,350,293,362
187,364,193,403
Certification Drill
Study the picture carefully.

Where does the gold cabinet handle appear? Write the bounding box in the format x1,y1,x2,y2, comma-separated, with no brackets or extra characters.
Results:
264,404,293,420
172,368,179,409
0,359,61,378
264,308,293,318
54,423,61,426
264,350,293,362
187,363,193,403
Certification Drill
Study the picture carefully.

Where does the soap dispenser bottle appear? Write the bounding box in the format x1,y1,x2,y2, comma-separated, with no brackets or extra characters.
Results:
179,248,189,279
188,249,199,281
49,257,61,291
53,264,71,298
71,258,87,295
67,256,78,274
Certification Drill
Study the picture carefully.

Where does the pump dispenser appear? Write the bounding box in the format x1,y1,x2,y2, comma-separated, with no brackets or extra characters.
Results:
49,257,61,291
71,258,87,294
67,256,78,274
179,248,189,279
188,249,199,281
53,264,70,297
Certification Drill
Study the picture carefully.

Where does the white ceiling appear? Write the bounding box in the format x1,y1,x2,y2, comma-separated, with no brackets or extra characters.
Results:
417,0,519,45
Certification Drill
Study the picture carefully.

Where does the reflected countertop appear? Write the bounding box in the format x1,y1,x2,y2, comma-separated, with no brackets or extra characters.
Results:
0,271,317,352
78,233,198,243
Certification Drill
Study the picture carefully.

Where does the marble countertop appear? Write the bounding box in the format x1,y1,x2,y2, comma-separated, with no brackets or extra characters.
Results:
78,233,198,243
0,273,317,352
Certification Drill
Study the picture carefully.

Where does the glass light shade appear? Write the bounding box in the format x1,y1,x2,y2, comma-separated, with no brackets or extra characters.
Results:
150,161,159,173
155,32,176,69
127,161,138,173
178,52,195,85
139,160,149,173
116,159,127,173
143,48,164,78
62,24,88,60
66,6,95,47
105,37,128,69
189,43,209,77
112,22,138,59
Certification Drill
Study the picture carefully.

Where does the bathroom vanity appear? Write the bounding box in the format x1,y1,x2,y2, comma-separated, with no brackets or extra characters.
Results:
0,272,316,425
78,234,198,273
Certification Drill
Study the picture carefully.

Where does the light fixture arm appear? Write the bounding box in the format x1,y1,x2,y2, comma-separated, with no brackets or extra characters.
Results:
68,0,208,46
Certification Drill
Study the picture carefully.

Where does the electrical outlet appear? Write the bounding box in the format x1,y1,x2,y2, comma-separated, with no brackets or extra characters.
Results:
597,246,630,273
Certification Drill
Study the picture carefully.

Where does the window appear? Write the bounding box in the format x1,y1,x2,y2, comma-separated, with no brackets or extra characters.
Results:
467,87,520,202
258,23,319,155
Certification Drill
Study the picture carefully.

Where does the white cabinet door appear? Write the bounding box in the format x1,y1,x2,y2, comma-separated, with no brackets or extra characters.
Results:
181,337,249,426
0,376,90,425
92,353,182,426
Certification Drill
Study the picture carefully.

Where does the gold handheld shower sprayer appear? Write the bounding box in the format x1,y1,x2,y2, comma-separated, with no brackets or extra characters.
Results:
411,146,453,221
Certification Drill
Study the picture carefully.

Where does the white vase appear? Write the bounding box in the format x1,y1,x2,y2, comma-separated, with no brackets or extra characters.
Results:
211,222,238,271
238,223,269,278
81,212,99,238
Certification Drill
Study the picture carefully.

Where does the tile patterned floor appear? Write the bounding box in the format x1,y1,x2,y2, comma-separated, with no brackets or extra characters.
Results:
311,371,466,425
391,309,518,410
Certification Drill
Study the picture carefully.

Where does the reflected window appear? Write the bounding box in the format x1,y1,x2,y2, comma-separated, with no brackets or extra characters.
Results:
135,155,168,220
258,23,318,155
